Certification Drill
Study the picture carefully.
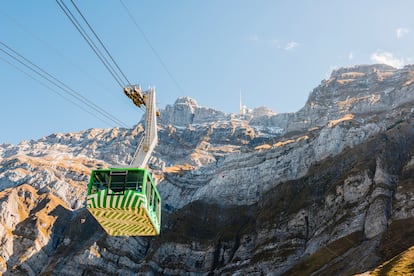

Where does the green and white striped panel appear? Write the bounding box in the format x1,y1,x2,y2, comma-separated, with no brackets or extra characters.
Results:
87,189,145,209
87,190,160,236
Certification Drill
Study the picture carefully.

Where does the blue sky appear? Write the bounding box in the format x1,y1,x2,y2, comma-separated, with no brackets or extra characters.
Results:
1,1,413,144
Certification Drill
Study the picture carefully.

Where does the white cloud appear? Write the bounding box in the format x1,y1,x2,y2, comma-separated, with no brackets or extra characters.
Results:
370,51,404,68
396,27,409,39
348,52,354,60
284,41,299,50
250,37,299,51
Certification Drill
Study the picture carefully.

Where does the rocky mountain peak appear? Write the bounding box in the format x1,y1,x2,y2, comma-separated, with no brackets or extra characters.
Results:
330,64,396,79
251,106,276,117
174,96,199,106
158,96,230,126
249,64,414,135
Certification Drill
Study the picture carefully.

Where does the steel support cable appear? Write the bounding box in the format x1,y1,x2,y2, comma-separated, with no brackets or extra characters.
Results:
56,0,125,89
0,42,129,127
56,0,124,88
0,8,124,100
68,0,146,113
0,41,127,126
119,0,185,94
70,0,131,87
0,46,126,127
0,55,113,127
66,0,146,113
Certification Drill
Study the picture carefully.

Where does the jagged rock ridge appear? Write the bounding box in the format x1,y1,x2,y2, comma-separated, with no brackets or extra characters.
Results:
1,64,414,274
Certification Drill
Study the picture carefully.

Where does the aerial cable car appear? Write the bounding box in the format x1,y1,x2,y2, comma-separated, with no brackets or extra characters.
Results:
86,86,161,236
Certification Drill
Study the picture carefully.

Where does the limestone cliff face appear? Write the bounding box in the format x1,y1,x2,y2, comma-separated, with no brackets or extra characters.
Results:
1,64,414,275
251,64,414,133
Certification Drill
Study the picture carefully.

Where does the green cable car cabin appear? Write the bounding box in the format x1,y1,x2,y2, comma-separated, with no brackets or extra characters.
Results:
86,168,161,236
87,87,161,236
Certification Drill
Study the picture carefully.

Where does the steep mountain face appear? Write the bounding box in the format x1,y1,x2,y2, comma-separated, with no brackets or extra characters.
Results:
1,64,414,275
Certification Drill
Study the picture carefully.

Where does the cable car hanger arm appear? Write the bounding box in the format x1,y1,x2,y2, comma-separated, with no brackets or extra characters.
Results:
124,85,158,168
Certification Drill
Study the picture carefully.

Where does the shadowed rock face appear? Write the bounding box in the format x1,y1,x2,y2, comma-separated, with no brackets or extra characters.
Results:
1,64,414,275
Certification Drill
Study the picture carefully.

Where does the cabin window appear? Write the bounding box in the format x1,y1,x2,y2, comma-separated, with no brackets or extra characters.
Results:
91,171,110,193
125,170,144,192
147,178,152,209
149,186,154,209
108,170,129,194
153,197,157,213
157,198,161,221
151,189,156,212
110,175,125,193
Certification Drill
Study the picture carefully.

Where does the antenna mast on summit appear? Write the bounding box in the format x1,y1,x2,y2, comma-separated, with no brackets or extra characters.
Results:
239,91,245,116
